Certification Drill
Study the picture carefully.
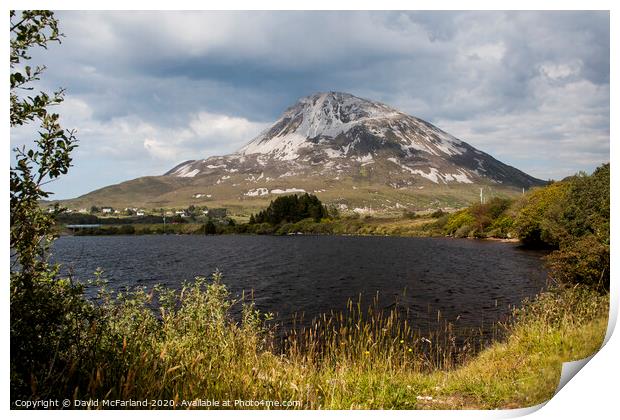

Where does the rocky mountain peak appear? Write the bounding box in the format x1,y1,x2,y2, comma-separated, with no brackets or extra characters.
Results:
237,91,464,162
165,92,543,194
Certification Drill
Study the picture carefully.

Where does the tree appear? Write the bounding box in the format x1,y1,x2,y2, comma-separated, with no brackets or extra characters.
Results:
545,164,610,290
251,193,328,225
10,10,77,283
10,10,85,400
513,163,610,290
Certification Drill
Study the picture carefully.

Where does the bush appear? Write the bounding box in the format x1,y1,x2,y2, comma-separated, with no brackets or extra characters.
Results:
488,215,514,238
10,272,100,400
454,224,473,238
444,210,476,236
513,163,609,290
546,236,610,290
512,182,569,246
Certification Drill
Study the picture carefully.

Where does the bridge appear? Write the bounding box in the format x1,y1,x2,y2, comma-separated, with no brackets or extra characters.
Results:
65,224,102,232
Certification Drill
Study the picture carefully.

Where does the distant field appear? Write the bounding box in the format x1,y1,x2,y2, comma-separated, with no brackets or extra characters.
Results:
53,174,526,216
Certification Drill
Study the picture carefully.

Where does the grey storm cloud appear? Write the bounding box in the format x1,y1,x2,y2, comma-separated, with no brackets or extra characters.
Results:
10,10,609,199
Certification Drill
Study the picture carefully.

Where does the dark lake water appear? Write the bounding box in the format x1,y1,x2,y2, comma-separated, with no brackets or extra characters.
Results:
51,235,548,340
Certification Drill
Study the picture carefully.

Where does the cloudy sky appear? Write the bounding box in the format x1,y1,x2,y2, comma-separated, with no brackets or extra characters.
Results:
10,11,610,199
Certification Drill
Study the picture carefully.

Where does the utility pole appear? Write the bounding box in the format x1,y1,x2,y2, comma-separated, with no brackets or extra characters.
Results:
480,187,484,204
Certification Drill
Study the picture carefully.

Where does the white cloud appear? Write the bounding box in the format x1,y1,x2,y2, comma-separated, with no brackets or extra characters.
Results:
141,112,267,162
435,76,609,180
38,94,267,161
46,98,268,165
463,42,506,62
189,112,267,148
540,61,583,80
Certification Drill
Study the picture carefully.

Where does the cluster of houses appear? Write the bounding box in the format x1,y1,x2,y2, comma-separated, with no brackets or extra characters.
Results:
167,207,227,219
52,205,228,221
98,207,145,216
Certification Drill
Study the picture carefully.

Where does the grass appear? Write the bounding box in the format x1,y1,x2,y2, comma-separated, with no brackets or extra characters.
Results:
70,223,204,236
59,215,441,237
45,272,608,410
275,215,437,236
56,171,523,215
424,287,608,408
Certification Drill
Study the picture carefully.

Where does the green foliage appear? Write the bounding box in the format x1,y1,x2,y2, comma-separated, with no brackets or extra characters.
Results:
546,236,609,290
10,9,77,281
488,215,514,238
512,182,569,246
435,165,609,290
512,164,609,289
56,212,164,225
438,198,514,238
447,285,607,409
443,209,476,237
251,193,328,225
11,272,608,409
544,165,610,289
10,11,63,126
10,10,85,400
559,164,610,244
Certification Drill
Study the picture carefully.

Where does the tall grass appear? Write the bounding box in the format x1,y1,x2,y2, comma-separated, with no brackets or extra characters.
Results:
16,272,608,409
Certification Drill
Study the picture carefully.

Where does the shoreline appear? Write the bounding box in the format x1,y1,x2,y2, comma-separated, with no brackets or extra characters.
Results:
58,226,523,244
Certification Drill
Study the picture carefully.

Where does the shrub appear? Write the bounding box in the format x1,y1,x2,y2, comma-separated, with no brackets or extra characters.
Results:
488,215,513,238
444,210,476,236
546,235,610,290
512,182,569,246
454,224,473,238
510,163,609,290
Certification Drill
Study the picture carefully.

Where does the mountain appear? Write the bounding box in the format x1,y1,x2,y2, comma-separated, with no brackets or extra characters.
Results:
64,92,544,213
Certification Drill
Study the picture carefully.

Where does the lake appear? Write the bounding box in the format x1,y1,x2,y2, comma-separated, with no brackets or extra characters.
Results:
51,235,548,340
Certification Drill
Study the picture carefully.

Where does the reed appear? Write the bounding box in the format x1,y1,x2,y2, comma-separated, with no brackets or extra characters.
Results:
18,271,608,409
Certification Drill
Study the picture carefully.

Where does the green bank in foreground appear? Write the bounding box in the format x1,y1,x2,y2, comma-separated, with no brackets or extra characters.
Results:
11,271,608,409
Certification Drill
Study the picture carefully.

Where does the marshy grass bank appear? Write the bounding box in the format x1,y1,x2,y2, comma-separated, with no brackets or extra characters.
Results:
11,272,608,409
